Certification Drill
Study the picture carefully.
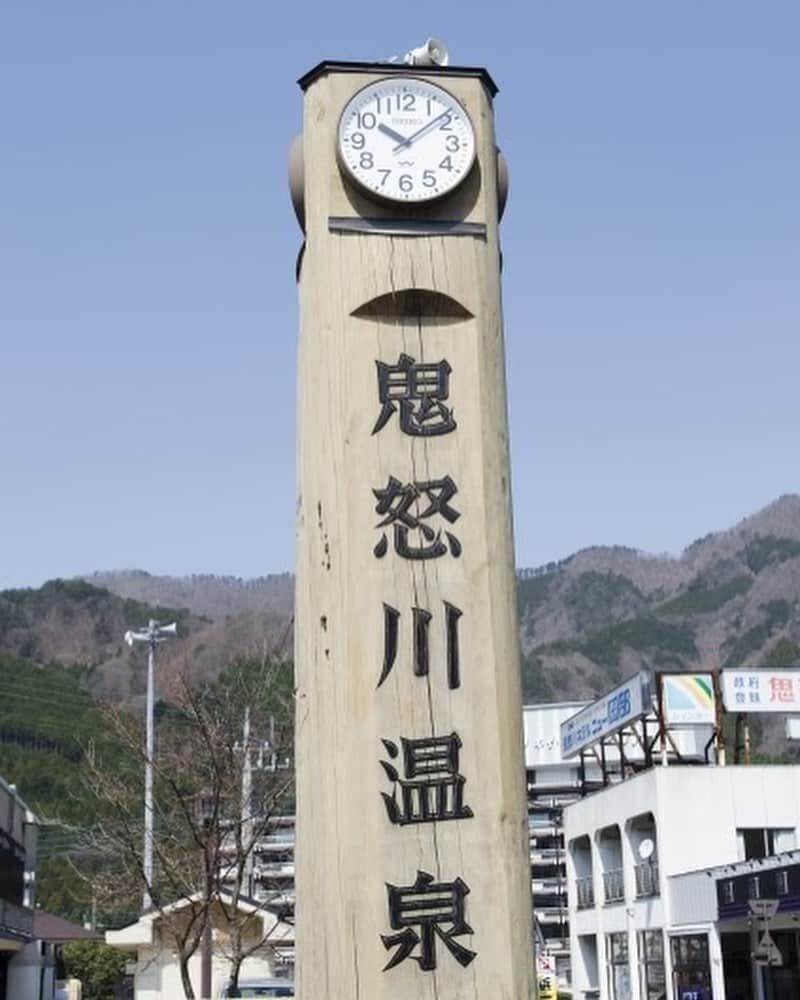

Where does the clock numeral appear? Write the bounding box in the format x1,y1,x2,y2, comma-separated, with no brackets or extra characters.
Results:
357,111,377,129
439,156,453,172
439,113,453,131
359,151,374,169
351,132,366,150
378,169,392,187
422,170,437,188
445,135,460,153
399,174,413,193
376,93,417,113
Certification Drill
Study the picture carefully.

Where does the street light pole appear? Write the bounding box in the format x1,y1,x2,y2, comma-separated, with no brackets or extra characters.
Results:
124,618,177,911
196,793,216,1000
241,706,253,898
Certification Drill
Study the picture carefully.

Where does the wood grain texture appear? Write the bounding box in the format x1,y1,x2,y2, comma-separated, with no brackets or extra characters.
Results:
294,65,536,1000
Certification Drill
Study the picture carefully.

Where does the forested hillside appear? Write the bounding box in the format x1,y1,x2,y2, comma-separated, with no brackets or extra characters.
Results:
0,577,290,704
83,495,800,706
518,495,800,702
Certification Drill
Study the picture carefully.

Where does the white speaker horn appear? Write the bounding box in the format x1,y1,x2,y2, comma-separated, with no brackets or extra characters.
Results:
404,38,449,67
158,622,178,636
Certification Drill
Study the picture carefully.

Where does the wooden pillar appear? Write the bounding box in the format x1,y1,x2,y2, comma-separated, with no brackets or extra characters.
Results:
292,59,535,1000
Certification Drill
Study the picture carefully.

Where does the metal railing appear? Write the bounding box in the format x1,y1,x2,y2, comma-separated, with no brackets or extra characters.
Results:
255,862,295,879
0,899,34,939
634,859,660,898
530,847,562,861
260,831,295,846
603,868,625,903
575,876,595,909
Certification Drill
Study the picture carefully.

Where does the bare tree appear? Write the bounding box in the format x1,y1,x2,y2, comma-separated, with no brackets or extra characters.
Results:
80,656,294,999
196,659,294,997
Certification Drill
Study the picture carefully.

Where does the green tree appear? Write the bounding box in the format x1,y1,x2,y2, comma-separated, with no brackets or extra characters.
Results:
61,941,128,1000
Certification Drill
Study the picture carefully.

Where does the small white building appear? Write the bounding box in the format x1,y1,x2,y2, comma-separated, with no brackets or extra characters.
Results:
106,893,294,999
565,764,800,1000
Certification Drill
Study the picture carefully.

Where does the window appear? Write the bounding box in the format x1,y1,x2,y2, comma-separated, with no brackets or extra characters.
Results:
603,868,625,903
671,934,713,999
742,828,767,860
0,842,25,906
637,931,666,1000
578,934,600,993
607,932,631,1000
721,881,734,904
576,875,595,909
749,875,761,900
738,827,796,861
776,870,789,896
634,858,660,898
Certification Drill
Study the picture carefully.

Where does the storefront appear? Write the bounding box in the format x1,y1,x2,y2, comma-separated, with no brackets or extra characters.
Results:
670,933,713,1000
716,857,800,1000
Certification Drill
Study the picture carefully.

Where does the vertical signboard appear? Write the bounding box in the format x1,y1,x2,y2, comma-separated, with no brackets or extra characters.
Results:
293,61,535,999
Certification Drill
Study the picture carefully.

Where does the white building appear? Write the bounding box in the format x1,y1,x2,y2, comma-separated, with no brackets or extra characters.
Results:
523,700,710,988
0,775,48,1000
1,775,97,1000
524,700,591,980
565,764,800,1000
106,893,294,999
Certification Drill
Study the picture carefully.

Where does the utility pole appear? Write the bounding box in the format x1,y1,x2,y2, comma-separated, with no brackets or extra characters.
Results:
201,883,213,1000
194,791,216,1000
124,618,177,911
241,706,254,897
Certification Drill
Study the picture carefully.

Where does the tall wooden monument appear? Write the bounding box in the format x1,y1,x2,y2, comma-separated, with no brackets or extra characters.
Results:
292,48,535,1000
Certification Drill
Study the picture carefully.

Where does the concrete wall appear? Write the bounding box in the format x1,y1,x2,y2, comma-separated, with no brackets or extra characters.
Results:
654,766,800,877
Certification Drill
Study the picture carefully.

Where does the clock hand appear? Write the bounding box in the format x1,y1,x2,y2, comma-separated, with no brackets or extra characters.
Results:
377,122,409,146
392,109,452,152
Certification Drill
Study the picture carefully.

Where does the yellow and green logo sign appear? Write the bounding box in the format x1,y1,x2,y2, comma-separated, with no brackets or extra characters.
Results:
663,673,715,724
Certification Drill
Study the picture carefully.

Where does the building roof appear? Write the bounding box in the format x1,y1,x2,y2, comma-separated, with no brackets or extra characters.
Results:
0,774,37,823
522,700,589,712
34,911,102,944
106,891,294,950
297,60,499,97
677,847,800,881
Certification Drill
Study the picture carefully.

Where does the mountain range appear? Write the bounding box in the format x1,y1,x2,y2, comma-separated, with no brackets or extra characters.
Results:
3,496,800,710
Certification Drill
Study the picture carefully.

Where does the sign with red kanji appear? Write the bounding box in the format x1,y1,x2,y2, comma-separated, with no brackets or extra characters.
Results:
721,670,800,713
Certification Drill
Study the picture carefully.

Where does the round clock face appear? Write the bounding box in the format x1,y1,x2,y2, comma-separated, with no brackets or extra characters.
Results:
337,77,476,204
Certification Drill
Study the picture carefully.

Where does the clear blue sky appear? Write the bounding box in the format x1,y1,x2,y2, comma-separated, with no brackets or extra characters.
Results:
2,2,798,589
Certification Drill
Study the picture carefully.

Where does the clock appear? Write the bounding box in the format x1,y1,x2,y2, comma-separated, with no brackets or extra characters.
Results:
337,77,476,204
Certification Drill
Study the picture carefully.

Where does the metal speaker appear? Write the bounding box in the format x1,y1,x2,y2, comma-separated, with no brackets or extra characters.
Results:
404,38,449,67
